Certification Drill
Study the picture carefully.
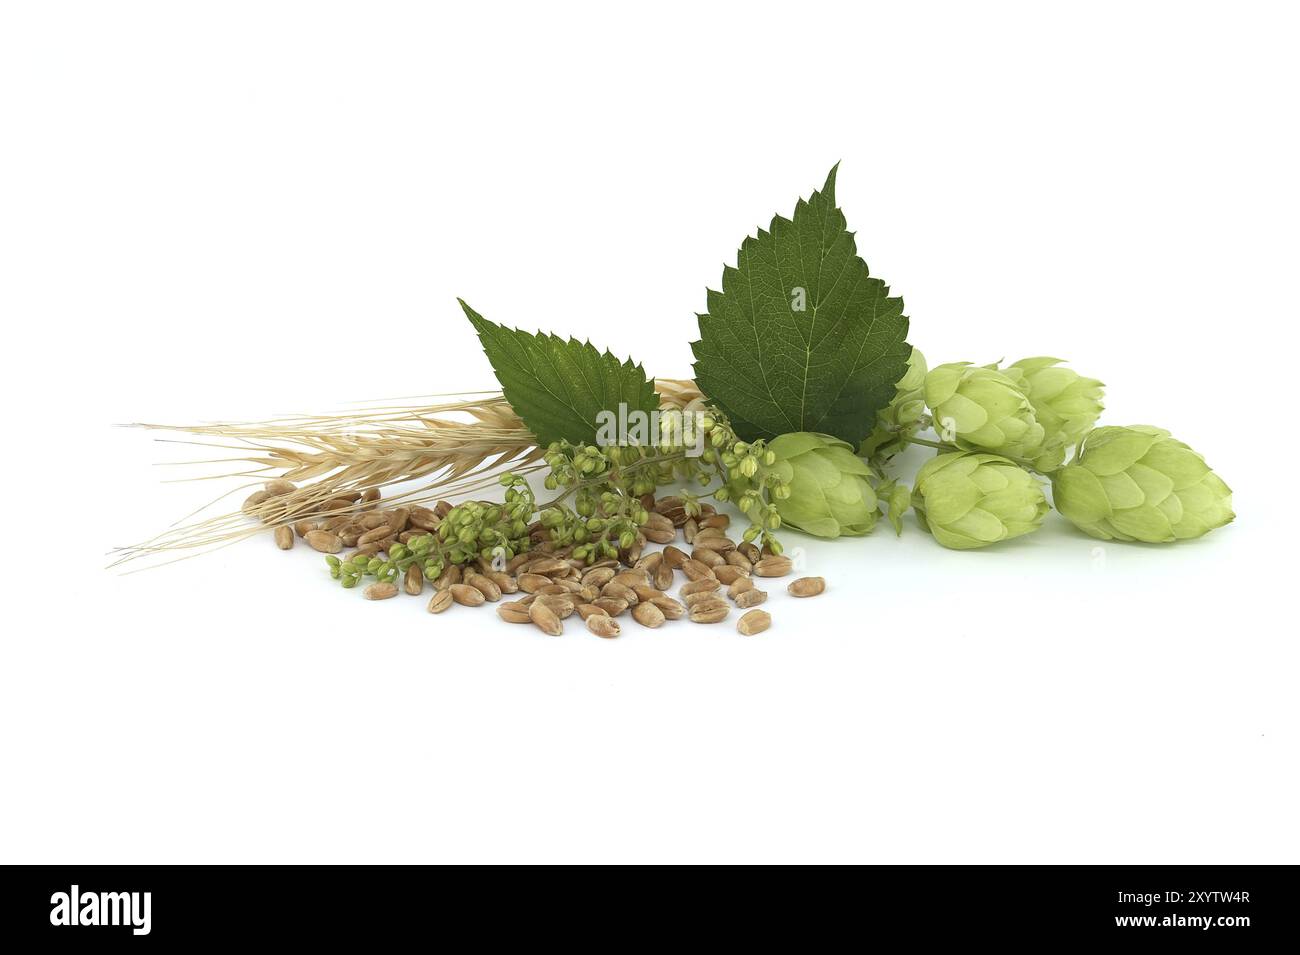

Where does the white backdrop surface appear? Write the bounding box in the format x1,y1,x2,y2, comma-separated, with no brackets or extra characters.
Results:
1,1,1296,863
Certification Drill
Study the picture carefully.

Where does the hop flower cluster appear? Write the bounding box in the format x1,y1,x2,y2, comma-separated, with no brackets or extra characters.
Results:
999,357,1105,472
326,475,535,587
858,350,1231,549
1051,425,1233,542
925,362,1048,462
539,409,792,555
541,441,677,562
713,436,791,549
911,451,1048,549
761,433,877,539
327,534,446,590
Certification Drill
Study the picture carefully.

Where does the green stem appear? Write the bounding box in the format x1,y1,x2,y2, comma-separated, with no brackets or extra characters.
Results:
901,435,959,453
899,434,1039,473
540,449,688,511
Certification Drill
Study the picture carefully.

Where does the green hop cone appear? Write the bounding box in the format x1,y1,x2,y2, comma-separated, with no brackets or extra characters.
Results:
766,432,878,538
925,362,1046,461
860,347,928,461
1050,425,1233,542
912,452,1048,549
998,357,1104,472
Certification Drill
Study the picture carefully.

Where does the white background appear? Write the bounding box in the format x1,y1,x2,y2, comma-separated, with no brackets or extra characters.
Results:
2,2,1297,863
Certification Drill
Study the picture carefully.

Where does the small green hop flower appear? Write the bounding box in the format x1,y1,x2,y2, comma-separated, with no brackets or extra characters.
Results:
875,478,912,536
912,451,1048,549
766,432,878,538
1050,425,1233,542
925,362,1046,461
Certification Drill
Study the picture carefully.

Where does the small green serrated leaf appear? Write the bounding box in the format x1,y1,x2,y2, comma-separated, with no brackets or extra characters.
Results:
460,299,658,446
691,165,912,444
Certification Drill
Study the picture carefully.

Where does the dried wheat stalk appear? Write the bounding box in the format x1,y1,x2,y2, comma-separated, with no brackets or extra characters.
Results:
112,380,704,570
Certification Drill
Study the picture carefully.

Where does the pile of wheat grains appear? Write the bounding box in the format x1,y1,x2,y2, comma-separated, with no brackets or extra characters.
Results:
265,483,824,638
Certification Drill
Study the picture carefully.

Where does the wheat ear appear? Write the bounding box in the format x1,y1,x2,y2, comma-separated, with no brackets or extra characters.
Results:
112,381,704,569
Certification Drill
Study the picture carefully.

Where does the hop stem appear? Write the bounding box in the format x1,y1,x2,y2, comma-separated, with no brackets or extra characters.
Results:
899,435,1039,473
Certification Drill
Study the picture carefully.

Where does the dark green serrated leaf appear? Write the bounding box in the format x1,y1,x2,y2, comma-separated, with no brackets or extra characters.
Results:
460,299,658,446
691,165,911,444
